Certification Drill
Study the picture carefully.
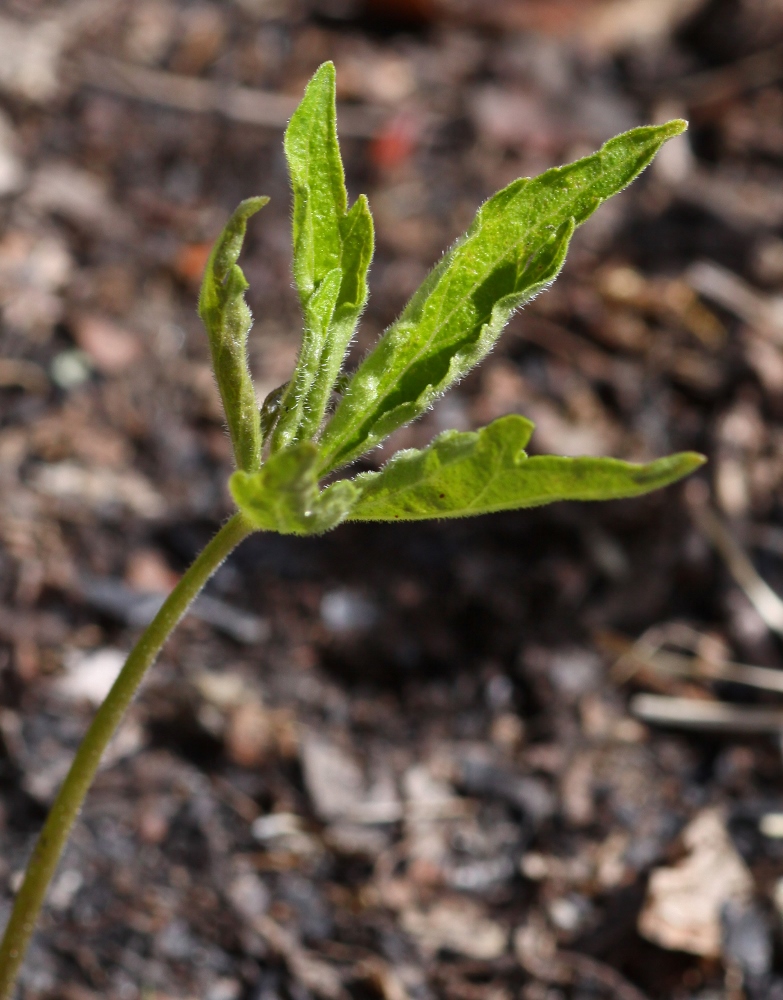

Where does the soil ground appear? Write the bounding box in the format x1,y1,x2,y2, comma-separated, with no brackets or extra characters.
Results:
3,1,783,998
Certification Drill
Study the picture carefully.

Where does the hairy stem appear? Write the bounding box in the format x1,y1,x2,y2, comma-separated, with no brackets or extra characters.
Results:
0,512,254,999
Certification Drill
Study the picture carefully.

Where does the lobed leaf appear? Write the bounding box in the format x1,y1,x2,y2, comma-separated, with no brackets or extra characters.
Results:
273,62,374,451
340,415,705,522
198,196,268,472
317,120,687,475
231,444,358,535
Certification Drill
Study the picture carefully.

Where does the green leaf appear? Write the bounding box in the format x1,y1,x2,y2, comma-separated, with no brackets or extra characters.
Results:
231,443,358,535
317,120,687,475
336,194,374,318
286,61,345,302
273,63,374,452
340,415,705,522
198,196,268,472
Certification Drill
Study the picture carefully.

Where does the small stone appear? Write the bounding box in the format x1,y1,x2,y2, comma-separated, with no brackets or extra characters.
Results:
49,869,83,911
227,872,270,921
194,671,250,709
57,647,127,705
124,1,177,64
138,802,170,845
547,894,593,935
208,980,242,1000
760,813,783,838
320,588,377,634
490,712,525,749
156,919,195,960
226,700,272,767
125,548,179,593
50,350,93,389
0,15,63,103
170,3,226,75
550,649,603,698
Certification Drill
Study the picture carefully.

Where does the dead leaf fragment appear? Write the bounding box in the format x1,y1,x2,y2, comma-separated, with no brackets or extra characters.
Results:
30,462,166,518
402,898,507,960
300,731,365,821
26,162,130,236
0,229,72,338
0,15,63,102
638,808,753,956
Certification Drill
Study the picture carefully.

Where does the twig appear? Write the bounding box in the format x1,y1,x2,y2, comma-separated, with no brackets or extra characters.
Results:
558,951,651,1000
639,647,783,693
606,626,783,694
663,42,783,108
515,921,650,1000
253,914,348,1000
676,171,783,231
630,693,783,733
685,260,783,342
210,774,261,823
78,53,385,138
686,482,783,637
518,316,616,381
79,575,269,645
354,958,413,1000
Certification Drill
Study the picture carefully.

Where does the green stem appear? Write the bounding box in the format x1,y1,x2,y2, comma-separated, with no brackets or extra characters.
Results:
0,512,254,999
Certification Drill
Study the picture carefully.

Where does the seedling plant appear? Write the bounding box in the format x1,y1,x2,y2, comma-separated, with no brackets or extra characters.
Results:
0,62,703,995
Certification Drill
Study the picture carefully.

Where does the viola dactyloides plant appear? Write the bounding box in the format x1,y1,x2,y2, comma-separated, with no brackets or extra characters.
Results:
0,61,703,995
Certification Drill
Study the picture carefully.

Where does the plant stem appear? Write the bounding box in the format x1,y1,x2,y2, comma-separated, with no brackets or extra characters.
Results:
0,512,254,999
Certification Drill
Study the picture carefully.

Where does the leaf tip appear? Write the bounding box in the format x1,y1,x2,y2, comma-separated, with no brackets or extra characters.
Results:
634,450,706,490
310,60,336,89
656,118,688,142
238,195,270,217
677,451,707,473
220,197,269,239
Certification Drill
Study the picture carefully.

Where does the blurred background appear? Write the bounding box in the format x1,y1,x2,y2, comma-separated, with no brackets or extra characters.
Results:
2,0,783,997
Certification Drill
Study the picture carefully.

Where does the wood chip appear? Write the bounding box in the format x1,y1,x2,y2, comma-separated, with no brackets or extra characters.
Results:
631,694,783,733
79,53,385,138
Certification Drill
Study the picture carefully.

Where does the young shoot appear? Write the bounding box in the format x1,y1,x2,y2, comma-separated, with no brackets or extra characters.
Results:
0,61,703,997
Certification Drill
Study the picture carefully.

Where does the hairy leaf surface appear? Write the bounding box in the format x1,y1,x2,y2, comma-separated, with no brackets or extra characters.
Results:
231,444,358,535
317,120,687,474
198,196,268,472
273,62,374,451
340,415,705,521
